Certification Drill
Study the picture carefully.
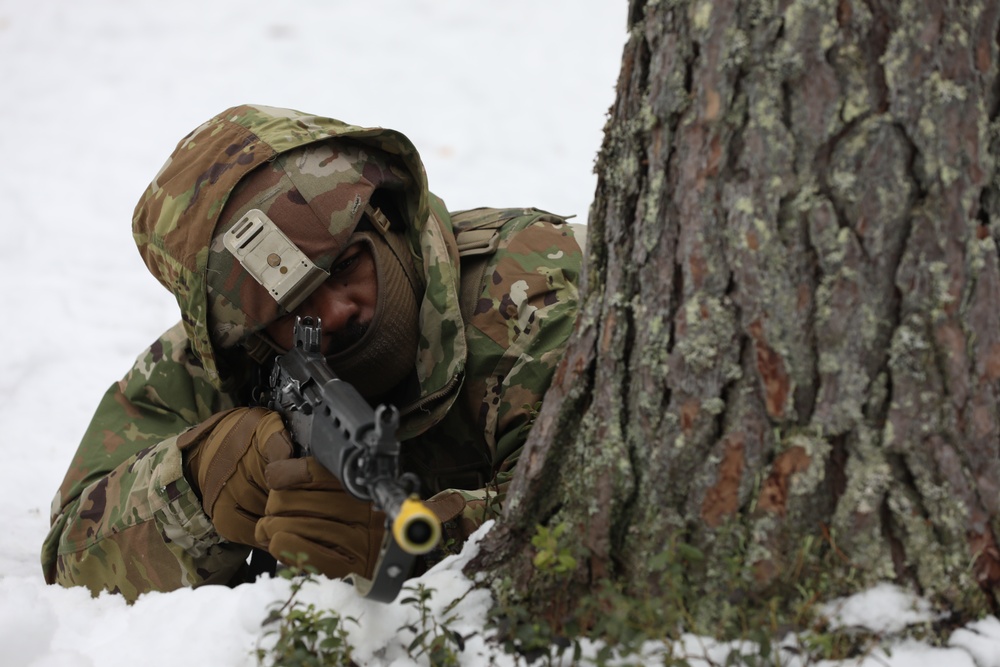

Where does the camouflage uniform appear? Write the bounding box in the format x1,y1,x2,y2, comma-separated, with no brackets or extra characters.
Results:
41,105,582,600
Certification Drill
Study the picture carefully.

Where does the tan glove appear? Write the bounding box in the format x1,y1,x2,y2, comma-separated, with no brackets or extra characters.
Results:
425,489,503,543
256,456,386,580
179,407,294,546
180,407,387,579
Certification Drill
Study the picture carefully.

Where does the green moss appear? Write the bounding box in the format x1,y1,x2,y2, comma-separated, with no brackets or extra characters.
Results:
692,1,713,32
786,433,832,500
673,295,740,374
886,484,976,603
640,170,666,255
830,431,895,582
839,68,871,123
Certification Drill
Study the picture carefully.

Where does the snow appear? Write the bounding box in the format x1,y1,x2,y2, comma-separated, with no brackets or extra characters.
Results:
1,1,999,665
820,583,940,635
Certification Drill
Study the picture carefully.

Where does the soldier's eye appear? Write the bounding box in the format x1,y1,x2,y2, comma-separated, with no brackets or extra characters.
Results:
330,247,362,277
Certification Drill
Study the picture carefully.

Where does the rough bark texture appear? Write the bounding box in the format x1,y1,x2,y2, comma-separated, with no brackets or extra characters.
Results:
472,0,1000,629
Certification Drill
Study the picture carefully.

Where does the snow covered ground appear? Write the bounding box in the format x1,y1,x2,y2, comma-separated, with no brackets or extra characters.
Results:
2,2,1000,665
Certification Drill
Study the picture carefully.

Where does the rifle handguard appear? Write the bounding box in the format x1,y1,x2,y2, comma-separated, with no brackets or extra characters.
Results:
392,497,442,555
267,317,445,601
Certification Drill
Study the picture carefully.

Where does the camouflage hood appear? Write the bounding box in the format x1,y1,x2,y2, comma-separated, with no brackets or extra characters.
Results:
133,105,466,413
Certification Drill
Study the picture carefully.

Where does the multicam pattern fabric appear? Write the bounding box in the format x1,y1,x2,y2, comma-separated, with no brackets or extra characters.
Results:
205,139,418,353
42,105,582,601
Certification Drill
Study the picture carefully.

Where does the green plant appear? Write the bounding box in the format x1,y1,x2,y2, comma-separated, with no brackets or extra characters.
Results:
398,583,469,667
481,520,910,666
531,523,579,576
488,576,579,666
256,554,357,667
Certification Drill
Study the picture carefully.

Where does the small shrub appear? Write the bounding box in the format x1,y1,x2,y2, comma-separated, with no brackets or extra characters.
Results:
256,554,357,667
399,583,470,667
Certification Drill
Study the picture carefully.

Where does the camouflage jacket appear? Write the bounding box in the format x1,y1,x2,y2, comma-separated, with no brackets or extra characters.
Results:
41,105,582,600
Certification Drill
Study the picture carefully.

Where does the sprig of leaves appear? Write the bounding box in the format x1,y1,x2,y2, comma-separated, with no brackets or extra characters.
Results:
256,553,358,667
399,583,470,667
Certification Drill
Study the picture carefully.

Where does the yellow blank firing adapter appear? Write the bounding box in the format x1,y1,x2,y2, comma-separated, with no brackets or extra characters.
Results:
393,498,442,555
223,209,329,310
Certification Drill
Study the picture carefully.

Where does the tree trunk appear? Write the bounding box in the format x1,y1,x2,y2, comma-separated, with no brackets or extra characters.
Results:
471,0,1000,635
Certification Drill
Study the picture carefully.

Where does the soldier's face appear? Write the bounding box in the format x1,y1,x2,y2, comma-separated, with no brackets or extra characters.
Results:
264,242,378,355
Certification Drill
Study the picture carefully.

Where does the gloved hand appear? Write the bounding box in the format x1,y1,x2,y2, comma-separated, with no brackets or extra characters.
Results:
180,406,386,579
257,457,386,579
179,407,293,546
425,489,504,548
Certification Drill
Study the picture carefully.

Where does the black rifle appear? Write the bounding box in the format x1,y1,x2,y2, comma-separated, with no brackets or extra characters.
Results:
266,316,440,602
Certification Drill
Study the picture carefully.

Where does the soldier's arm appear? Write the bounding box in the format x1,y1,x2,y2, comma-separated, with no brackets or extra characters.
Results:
41,322,245,601
434,217,583,538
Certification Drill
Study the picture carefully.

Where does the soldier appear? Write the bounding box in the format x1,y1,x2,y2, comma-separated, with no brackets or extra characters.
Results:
41,105,583,601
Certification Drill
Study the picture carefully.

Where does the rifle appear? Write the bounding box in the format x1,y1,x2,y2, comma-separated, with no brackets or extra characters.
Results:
265,316,441,602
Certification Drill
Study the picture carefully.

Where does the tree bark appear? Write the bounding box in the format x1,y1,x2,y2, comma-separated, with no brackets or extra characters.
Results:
472,0,1000,632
